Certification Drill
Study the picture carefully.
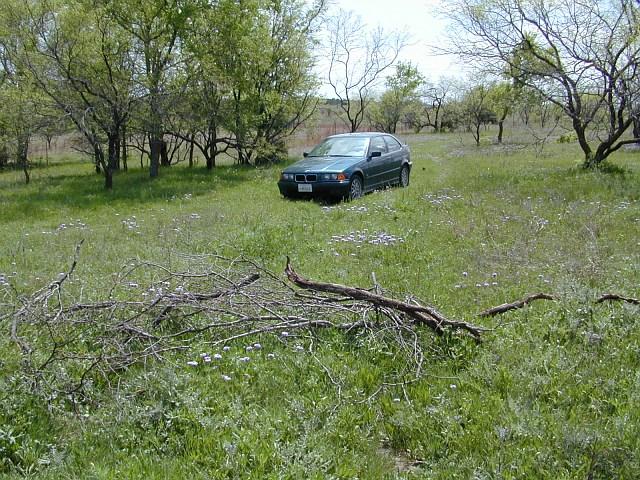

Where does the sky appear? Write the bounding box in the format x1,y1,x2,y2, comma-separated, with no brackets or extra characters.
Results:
316,0,464,97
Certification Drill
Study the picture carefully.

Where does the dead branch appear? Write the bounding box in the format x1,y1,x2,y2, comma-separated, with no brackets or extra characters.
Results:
285,257,484,338
477,293,555,317
595,293,640,305
10,240,85,355
6,252,487,402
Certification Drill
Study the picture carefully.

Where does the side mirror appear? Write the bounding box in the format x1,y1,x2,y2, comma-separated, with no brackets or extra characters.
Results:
369,151,382,158
303,152,309,157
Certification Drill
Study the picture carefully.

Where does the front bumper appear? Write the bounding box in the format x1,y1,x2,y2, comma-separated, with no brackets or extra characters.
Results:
278,180,351,198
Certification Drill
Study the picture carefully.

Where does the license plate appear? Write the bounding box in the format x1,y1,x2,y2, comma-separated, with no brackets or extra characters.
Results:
298,183,312,193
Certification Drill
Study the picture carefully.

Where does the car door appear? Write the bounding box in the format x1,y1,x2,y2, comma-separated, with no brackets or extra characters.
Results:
383,135,404,183
365,136,389,189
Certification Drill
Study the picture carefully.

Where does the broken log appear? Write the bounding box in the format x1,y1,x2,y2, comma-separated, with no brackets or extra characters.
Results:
285,258,484,338
478,293,555,317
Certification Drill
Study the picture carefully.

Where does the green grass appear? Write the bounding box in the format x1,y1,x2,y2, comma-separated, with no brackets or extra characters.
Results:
1,130,639,478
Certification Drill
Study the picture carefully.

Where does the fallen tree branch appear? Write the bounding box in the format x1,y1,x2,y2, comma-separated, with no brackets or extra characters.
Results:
6,252,488,401
285,257,484,338
595,293,640,305
10,240,85,355
477,293,555,317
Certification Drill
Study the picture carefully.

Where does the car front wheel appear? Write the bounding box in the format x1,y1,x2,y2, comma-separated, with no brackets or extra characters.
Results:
399,165,410,188
348,175,363,201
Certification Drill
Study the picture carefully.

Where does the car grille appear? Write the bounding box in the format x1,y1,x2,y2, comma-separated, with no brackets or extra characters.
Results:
295,174,316,182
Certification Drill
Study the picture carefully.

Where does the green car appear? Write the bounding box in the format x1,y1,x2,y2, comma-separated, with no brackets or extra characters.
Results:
278,132,411,201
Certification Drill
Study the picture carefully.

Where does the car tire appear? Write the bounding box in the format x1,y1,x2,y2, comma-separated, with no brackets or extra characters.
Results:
347,175,363,201
399,165,410,188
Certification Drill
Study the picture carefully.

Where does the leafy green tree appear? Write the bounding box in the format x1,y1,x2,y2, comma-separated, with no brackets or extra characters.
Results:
0,0,52,183
486,82,515,144
108,0,197,177
204,0,323,165
10,0,138,189
368,62,424,134
0,76,43,183
460,82,496,146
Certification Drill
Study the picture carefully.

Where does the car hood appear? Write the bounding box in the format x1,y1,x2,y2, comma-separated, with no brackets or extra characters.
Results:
284,156,362,173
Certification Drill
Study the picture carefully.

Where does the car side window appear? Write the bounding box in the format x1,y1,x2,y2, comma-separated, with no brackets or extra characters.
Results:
369,136,387,155
384,136,402,152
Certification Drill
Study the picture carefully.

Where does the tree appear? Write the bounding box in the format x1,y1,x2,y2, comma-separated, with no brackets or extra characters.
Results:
201,0,324,165
242,0,324,164
404,77,454,133
460,82,495,146
108,0,196,178
442,0,640,168
368,61,424,133
0,77,43,183
0,0,55,183
326,9,407,132
11,0,137,189
487,82,515,144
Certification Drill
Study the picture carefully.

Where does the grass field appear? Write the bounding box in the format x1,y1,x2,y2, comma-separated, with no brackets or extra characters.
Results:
1,130,639,478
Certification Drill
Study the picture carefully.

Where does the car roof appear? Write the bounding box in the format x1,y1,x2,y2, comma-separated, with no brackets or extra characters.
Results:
327,132,394,139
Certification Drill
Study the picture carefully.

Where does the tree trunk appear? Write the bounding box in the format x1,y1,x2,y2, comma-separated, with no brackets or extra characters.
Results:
150,138,161,177
17,137,30,184
160,140,169,167
188,133,195,168
45,135,52,167
497,121,504,144
105,167,113,189
114,134,120,170
121,124,128,172
583,151,605,169
108,132,120,171
0,144,8,168
633,116,640,144
93,144,112,189
206,124,216,170
574,121,597,168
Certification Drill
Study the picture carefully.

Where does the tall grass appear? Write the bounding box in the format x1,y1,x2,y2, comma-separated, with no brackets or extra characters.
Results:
0,130,638,478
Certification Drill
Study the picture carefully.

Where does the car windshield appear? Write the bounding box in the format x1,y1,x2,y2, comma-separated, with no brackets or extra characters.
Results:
307,136,369,157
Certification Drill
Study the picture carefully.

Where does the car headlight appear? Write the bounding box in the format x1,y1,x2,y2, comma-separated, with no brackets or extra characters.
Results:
320,173,347,181
281,173,294,181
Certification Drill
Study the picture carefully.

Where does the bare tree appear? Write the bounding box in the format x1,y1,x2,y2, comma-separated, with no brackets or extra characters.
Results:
441,0,640,168
404,77,454,133
326,10,407,132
